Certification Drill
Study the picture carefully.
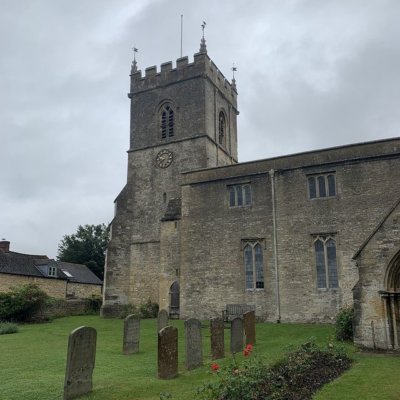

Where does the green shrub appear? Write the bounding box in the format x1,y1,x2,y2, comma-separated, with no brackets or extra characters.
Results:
335,307,354,341
119,300,159,319
0,284,49,322
119,304,138,319
196,341,351,400
139,299,159,319
86,294,102,314
0,322,19,335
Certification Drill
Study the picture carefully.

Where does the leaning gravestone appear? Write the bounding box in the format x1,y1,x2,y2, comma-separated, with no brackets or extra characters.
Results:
123,314,140,355
210,317,224,360
184,318,203,370
158,326,178,379
230,317,244,353
157,309,169,332
243,310,256,345
64,326,97,400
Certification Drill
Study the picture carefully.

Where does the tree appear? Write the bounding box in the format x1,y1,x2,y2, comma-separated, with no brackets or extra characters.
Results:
57,224,109,280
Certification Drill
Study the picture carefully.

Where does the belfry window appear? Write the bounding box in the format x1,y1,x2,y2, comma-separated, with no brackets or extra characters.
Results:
244,242,264,290
314,236,338,289
308,173,336,199
218,111,226,147
228,184,252,207
160,104,174,139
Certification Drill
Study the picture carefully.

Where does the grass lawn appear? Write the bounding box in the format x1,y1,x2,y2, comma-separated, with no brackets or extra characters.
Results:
0,315,399,399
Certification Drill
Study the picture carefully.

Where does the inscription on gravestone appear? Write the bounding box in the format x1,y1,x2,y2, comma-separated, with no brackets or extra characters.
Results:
184,318,203,370
158,326,178,379
123,314,140,355
243,310,256,345
64,326,97,400
210,317,224,360
230,317,244,353
157,309,169,332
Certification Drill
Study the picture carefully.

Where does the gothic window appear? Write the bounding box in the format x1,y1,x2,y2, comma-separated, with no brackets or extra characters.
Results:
308,173,336,199
314,236,338,289
244,242,264,290
228,184,252,207
160,103,174,139
218,111,226,147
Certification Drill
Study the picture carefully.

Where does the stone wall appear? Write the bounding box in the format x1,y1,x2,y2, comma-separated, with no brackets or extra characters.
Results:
66,282,102,299
353,200,400,349
180,139,400,322
0,273,102,301
0,274,67,298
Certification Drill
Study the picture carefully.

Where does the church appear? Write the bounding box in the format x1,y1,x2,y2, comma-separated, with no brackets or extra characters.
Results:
101,38,400,351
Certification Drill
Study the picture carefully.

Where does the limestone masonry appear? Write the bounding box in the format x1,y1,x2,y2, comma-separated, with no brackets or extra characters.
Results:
101,40,400,351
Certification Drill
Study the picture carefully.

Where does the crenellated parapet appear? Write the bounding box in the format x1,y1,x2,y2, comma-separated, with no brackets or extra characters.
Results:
129,52,237,104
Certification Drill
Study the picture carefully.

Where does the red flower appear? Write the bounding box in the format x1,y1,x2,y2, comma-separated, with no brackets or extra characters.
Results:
243,343,253,357
211,363,220,371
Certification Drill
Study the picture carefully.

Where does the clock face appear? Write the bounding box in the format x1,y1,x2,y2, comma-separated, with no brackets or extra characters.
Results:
156,149,173,168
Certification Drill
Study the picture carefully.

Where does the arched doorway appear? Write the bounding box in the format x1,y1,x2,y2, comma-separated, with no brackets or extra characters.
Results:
381,250,400,349
169,281,180,319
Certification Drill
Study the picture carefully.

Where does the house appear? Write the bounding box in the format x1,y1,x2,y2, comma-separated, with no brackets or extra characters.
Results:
0,240,102,298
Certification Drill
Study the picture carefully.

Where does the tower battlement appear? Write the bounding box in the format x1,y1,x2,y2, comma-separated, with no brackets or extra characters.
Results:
130,52,237,105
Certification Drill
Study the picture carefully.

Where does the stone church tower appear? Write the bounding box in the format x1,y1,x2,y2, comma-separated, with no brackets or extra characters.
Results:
101,40,239,316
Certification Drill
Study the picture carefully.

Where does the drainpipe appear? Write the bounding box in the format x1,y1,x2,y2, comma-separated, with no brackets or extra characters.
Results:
269,169,281,322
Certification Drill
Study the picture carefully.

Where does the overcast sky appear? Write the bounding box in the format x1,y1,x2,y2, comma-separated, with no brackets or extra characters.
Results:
1,0,399,258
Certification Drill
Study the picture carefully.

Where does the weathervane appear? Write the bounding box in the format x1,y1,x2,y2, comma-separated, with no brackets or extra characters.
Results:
231,63,237,90
200,21,207,53
201,21,206,38
131,46,139,73
231,63,237,80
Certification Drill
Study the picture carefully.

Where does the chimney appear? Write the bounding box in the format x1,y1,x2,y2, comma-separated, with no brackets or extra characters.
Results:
0,240,10,253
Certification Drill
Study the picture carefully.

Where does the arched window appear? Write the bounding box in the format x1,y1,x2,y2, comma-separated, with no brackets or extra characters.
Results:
244,242,264,290
160,103,174,139
218,111,226,147
314,236,338,289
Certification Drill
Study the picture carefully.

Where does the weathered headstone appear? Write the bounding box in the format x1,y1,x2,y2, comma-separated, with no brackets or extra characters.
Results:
123,314,140,355
158,326,178,379
157,309,169,332
64,326,97,400
210,317,224,360
243,310,256,345
230,317,244,353
184,318,203,370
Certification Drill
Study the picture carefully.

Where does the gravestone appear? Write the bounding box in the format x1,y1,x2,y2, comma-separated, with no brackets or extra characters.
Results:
157,309,169,332
210,317,224,360
184,318,203,370
158,326,178,379
123,314,140,355
64,326,97,400
243,310,256,345
230,317,244,353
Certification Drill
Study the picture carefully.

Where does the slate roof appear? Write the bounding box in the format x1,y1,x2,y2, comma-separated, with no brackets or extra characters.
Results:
0,251,102,285
58,261,103,285
0,251,49,277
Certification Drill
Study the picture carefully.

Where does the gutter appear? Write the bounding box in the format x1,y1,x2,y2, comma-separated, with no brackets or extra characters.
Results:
269,169,281,322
